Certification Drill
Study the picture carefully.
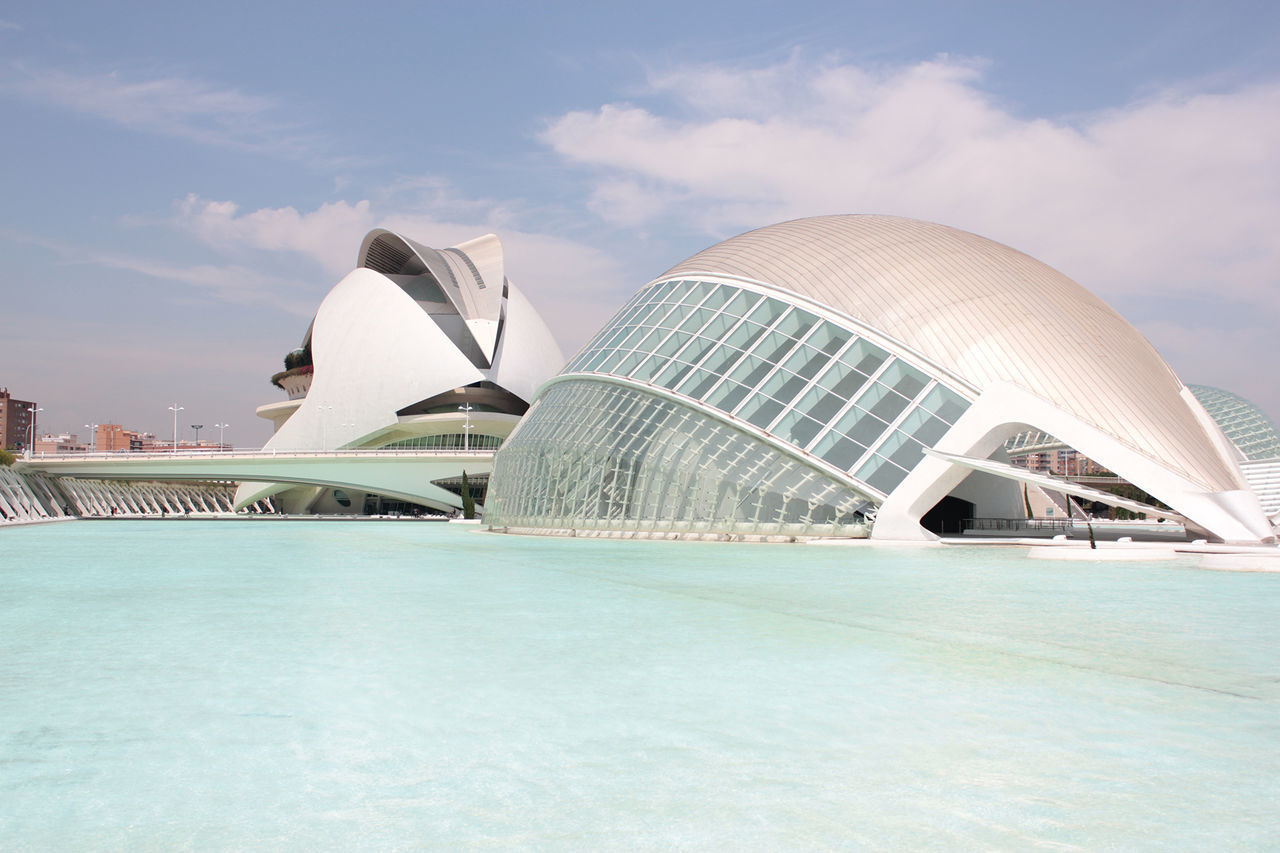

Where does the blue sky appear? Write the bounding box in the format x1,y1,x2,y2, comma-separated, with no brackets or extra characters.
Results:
2,1,1279,445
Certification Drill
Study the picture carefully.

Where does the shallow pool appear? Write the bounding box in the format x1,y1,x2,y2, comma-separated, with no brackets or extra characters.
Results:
1,521,1277,849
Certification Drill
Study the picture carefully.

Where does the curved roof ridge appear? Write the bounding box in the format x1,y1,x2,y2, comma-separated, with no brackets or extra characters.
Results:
661,214,1242,492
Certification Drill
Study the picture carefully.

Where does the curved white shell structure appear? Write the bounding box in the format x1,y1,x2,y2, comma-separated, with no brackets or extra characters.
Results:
487,215,1272,544
236,229,564,512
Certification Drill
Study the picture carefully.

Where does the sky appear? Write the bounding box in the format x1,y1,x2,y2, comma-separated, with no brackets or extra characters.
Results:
2,0,1278,446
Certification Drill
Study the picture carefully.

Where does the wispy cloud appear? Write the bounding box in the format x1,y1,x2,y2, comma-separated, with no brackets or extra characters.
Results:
0,19,21,31
0,226,316,316
0,63,337,162
91,252,318,317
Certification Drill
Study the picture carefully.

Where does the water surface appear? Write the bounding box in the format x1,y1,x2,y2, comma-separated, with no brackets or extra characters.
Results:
1,521,1277,849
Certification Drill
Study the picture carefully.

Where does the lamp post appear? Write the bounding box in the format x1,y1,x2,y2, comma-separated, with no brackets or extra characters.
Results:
458,403,474,451
214,423,229,450
191,424,204,447
26,405,43,459
169,404,184,452
84,423,98,453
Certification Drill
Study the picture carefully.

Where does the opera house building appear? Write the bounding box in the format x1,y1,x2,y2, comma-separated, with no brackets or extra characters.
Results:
240,228,564,514
485,215,1276,544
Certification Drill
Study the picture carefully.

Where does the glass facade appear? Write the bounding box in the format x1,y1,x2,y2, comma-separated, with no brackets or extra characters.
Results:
380,433,504,451
486,381,874,536
489,278,972,536
1189,385,1280,462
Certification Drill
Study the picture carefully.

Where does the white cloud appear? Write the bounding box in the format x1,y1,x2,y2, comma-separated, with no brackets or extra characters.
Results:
0,19,21,31
0,64,328,159
542,56,1280,314
92,251,317,317
176,195,377,276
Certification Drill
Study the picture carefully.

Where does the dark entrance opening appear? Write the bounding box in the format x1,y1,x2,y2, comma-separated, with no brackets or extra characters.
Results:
921,495,976,535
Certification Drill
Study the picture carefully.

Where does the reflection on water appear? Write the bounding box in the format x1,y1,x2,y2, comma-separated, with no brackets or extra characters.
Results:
1,522,1277,849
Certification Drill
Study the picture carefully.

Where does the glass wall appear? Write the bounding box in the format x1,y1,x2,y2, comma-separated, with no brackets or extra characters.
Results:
561,278,971,496
487,381,875,536
379,433,504,451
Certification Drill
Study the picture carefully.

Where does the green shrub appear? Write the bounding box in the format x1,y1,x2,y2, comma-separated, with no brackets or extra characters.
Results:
461,470,476,519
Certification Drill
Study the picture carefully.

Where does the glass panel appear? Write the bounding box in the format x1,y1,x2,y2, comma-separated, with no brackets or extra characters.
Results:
724,321,768,352
834,406,890,446
646,280,681,303
773,410,824,447
920,385,970,424
654,331,692,358
618,326,649,349
677,307,716,334
845,339,889,376
721,290,761,318
654,360,695,390
590,327,622,351
794,385,848,424
879,360,929,399
739,394,786,430
699,312,738,340
705,380,751,412
630,353,667,383
679,337,718,368
775,307,818,340
726,354,775,389
627,351,661,376
817,360,870,399
751,330,799,365
657,302,695,330
597,349,631,374
700,284,734,310
856,454,909,493
813,432,867,471
679,281,716,305
781,344,827,381
759,369,809,407
898,408,950,446
889,435,926,470
698,343,747,378
746,296,788,327
877,430,927,470
676,368,722,399
859,382,910,423
807,322,851,355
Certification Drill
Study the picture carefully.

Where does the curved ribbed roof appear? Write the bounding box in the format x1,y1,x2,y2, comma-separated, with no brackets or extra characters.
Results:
661,215,1242,492
1189,385,1280,462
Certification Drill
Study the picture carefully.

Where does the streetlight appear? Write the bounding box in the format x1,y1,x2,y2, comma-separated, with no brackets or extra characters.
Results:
25,405,43,459
169,404,184,452
84,423,98,453
458,403,474,451
192,424,204,447
214,423,229,450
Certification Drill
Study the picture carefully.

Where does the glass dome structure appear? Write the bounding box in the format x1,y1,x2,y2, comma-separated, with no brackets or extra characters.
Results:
487,216,1273,544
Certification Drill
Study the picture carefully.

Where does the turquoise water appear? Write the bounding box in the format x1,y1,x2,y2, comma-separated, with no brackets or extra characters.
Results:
1,522,1277,849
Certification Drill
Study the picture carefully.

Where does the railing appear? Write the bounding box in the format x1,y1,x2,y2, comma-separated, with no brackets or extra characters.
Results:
24,448,498,462
963,517,1073,532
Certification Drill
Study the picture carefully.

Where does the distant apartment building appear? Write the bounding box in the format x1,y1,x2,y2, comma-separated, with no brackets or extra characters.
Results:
34,433,89,454
0,387,38,451
95,424,140,452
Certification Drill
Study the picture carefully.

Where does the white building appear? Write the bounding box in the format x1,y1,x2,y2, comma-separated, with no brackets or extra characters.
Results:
237,228,564,514
485,215,1274,544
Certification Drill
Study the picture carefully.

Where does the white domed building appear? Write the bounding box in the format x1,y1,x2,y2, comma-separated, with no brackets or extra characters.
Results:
485,215,1274,544
237,229,564,514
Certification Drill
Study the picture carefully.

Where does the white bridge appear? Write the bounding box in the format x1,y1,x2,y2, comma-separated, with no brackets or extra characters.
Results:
17,448,494,512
